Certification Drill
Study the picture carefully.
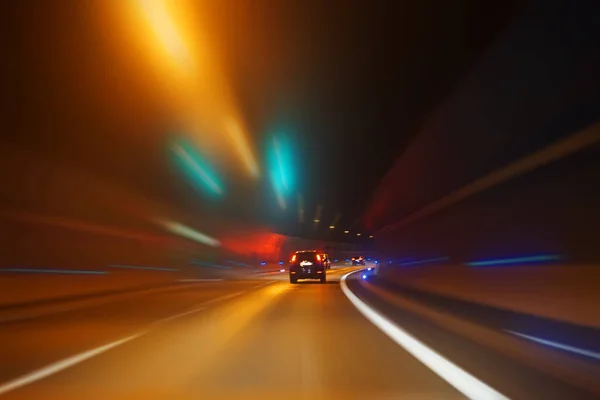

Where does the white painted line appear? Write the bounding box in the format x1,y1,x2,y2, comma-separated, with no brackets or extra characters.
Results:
340,271,509,400
179,278,223,282
505,330,600,361
0,333,144,396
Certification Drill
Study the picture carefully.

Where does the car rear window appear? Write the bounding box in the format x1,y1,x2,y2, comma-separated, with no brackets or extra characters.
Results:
295,252,318,261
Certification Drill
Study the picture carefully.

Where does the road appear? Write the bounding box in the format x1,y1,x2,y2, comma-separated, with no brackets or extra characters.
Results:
3,265,598,400
0,266,467,400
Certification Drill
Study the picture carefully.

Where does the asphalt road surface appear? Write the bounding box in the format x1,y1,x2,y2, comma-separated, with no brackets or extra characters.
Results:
0,266,470,400
4,264,598,400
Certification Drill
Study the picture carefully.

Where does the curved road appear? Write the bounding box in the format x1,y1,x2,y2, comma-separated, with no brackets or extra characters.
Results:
0,266,465,399
2,266,597,399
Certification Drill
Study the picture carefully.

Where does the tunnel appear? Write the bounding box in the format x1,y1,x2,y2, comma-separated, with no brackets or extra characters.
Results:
2,1,600,399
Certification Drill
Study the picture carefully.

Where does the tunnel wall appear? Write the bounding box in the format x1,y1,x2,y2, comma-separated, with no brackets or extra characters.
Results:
0,145,339,307
367,1,600,327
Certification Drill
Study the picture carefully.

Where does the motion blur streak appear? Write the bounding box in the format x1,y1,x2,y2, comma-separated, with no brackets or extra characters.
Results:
159,220,221,247
137,0,192,70
274,138,287,189
2,269,108,276
171,141,224,196
506,330,600,362
0,209,174,247
340,272,509,400
398,257,449,267
376,121,600,235
130,0,260,177
268,135,294,209
466,254,561,267
225,117,260,178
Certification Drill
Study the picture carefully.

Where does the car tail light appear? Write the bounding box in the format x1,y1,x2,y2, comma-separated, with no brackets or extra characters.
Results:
316,254,321,261
291,254,297,262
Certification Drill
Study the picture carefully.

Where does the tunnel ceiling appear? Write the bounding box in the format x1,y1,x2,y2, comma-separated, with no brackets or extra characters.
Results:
6,0,521,242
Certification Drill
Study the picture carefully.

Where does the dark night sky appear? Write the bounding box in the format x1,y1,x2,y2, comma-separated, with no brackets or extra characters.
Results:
5,0,522,241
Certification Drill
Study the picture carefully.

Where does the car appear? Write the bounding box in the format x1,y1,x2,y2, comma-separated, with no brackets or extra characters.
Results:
351,256,366,266
289,250,327,284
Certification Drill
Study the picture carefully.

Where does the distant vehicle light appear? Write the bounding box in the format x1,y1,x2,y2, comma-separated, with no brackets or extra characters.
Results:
368,268,372,271
280,269,285,272
334,259,338,262
362,274,367,279
260,262,266,266
374,260,378,264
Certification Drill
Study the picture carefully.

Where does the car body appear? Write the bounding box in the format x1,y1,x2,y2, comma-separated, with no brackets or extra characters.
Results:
351,256,366,266
289,250,327,284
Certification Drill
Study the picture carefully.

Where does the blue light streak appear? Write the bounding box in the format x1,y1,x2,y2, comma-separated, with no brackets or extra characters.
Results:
466,254,561,267
399,257,448,267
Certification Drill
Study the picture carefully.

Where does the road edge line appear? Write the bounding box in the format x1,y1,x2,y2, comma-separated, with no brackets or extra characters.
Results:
340,270,509,400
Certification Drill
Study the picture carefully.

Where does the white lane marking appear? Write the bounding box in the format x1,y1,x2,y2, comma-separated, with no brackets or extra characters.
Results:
179,278,223,282
0,333,143,396
505,330,600,361
340,271,509,400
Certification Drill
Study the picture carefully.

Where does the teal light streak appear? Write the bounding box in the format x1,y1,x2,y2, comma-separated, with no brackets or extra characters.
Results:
170,139,223,197
159,220,221,247
267,134,295,210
